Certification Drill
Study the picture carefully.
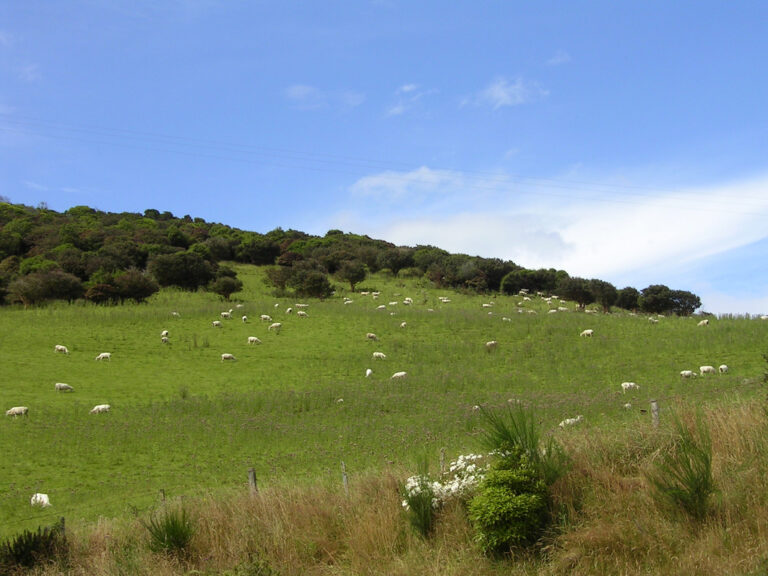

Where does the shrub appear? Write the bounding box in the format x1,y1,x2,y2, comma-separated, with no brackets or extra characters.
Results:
468,454,548,555
401,457,437,537
0,517,67,572
646,410,715,522
142,505,196,556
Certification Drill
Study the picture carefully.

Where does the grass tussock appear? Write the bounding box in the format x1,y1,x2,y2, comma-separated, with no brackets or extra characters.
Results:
27,399,768,576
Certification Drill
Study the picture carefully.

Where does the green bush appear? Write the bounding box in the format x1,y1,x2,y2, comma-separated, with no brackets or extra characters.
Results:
0,518,67,572
468,456,548,555
142,505,196,556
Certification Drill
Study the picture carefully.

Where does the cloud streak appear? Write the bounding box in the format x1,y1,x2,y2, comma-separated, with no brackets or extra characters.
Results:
285,84,365,110
469,77,548,109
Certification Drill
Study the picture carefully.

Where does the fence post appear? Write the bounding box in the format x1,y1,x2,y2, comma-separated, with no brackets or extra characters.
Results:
650,399,659,428
440,447,446,476
248,467,258,495
159,489,166,503
341,461,349,497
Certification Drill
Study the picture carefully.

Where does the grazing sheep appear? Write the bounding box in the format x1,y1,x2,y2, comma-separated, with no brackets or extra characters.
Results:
5,406,28,417
268,322,282,333
54,344,69,355
171,311,180,317
366,332,379,342
648,317,659,323
31,493,51,507
260,314,272,322
391,371,408,379
247,336,262,345
95,352,111,361
221,311,232,319
700,365,716,375
365,368,373,378
719,364,729,374
242,315,248,323
680,370,696,378
376,305,386,310
621,382,639,393
221,353,237,362
55,382,74,392
697,319,709,326
160,330,169,337
90,404,110,414
212,320,222,328
485,340,498,351
161,336,169,344
297,310,309,317
296,303,309,308
372,351,387,360
400,321,407,328
285,307,293,314
559,415,583,428
623,403,632,410
580,329,594,337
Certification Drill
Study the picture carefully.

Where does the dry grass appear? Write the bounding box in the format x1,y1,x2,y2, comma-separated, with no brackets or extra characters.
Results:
26,399,768,576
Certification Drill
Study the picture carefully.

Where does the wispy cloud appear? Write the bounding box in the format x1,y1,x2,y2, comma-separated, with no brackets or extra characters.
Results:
23,180,49,192
469,77,548,110
285,84,365,111
0,31,13,47
547,50,571,66
350,166,464,201
19,63,41,82
386,83,435,116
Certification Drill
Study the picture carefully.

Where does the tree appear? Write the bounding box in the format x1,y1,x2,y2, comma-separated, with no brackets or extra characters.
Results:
589,279,618,312
114,268,159,302
616,287,640,311
670,289,701,316
210,275,243,301
337,260,367,292
556,276,595,309
147,251,215,290
639,284,673,314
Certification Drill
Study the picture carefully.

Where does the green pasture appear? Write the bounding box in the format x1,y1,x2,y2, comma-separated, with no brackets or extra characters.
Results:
0,266,765,538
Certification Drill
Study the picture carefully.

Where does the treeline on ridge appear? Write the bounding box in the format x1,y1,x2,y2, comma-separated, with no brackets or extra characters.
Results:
0,201,701,315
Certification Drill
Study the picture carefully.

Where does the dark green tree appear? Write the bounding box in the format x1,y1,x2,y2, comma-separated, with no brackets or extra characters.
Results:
639,284,673,314
589,279,618,312
147,252,215,290
337,259,367,292
210,275,243,301
616,287,640,311
670,289,702,316
557,276,595,309
114,268,160,302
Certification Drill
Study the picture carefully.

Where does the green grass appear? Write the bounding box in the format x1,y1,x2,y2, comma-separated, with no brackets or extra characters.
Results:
0,265,765,539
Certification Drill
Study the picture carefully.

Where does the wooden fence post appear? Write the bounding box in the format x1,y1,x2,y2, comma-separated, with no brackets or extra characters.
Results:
650,399,659,428
341,461,349,497
248,467,258,495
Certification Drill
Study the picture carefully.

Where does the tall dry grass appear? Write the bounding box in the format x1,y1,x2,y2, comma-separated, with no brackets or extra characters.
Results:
27,399,768,576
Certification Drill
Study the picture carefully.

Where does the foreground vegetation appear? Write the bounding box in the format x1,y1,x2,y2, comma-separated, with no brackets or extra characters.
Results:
1,263,766,573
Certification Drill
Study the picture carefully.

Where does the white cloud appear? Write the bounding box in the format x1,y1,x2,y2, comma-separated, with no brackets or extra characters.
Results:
386,83,435,117
473,77,548,109
19,63,41,82
547,50,571,66
350,166,463,200
285,84,364,110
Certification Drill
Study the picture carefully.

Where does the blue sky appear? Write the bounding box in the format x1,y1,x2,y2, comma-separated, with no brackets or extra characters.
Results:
1,1,767,314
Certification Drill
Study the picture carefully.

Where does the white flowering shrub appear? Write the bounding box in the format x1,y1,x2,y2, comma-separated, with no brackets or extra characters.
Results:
402,453,489,515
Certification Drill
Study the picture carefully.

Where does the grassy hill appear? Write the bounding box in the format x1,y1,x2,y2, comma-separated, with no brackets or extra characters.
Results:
1,265,766,574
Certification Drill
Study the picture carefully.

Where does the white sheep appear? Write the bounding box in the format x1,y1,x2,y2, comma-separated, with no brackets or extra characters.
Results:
5,406,28,417
160,330,169,337
221,353,237,362
247,336,262,345
719,364,729,374
680,370,696,378
559,415,583,428
697,319,709,326
90,404,110,414
285,307,293,314
391,371,407,379
95,352,111,361
55,382,74,392
161,336,169,344
700,365,716,375
621,382,639,393
580,329,594,337
171,311,180,317
54,344,69,355
212,320,222,328
376,305,386,310
221,311,232,319
296,303,309,308
366,332,379,342
268,322,282,333
31,493,51,507
372,351,387,360
365,368,373,378
297,310,309,317
485,340,498,351
242,315,248,323
260,314,272,322
399,321,407,328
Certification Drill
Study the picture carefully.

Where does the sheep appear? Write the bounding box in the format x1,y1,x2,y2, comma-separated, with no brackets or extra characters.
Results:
221,311,232,319
376,305,387,310
719,364,729,374
95,352,111,361
161,336,169,344
6,406,28,417
366,332,379,342
580,329,594,337
221,353,237,362
285,307,293,314
697,319,709,326
235,304,244,308
160,330,169,337
296,303,309,308
54,344,69,355
212,320,222,328
680,370,696,378
260,314,272,322
242,315,248,323
485,340,498,352
90,404,110,414
372,351,387,360
31,493,51,507
55,382,74,392
399,321,407,328
700,365,716,376
559,415,584,428
171,311,180,317
365,368,373,378
621,382,639,393
297,310,309,317
391,371,408,379
268,322,282,333
247,336,262,345
648,317,659,324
